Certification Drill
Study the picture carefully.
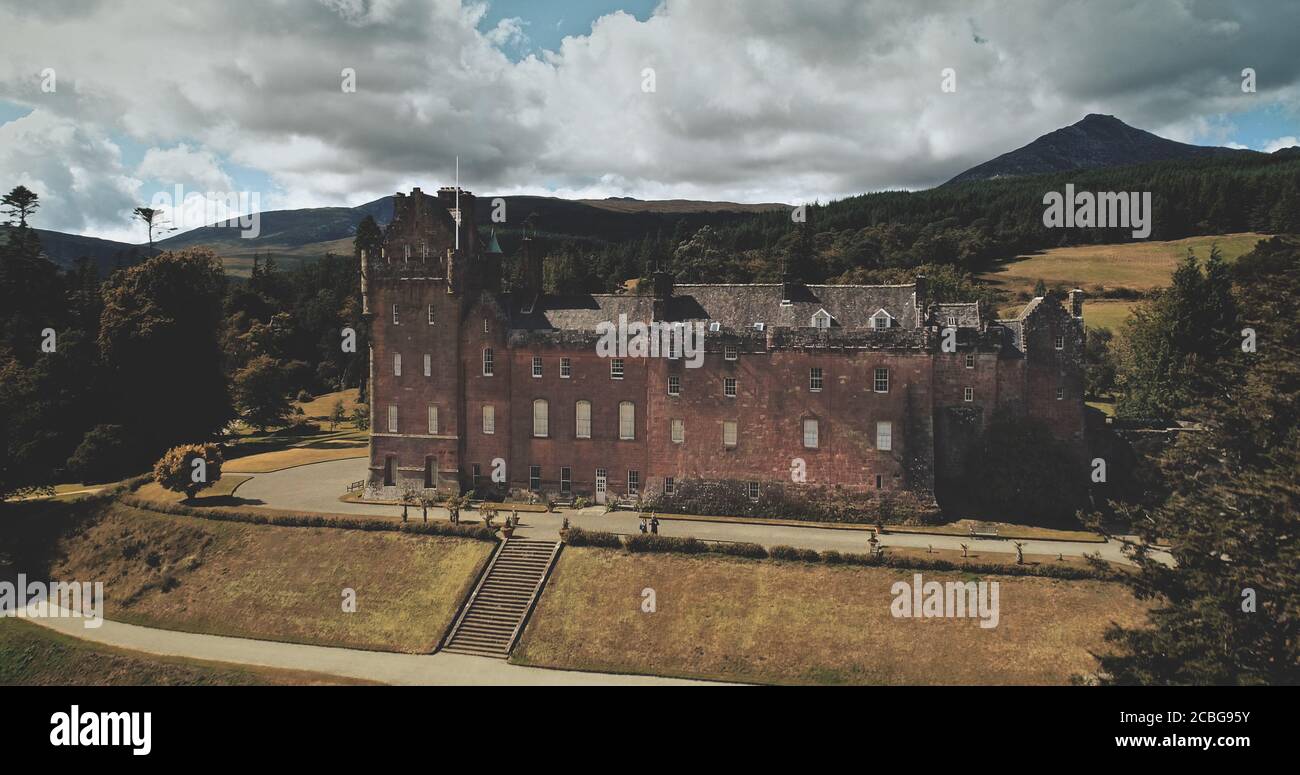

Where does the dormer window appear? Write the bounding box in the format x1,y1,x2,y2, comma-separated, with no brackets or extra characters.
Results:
753,322,765,332
708,321,721,332
870,309,893,330
946,315,958,327
811,309,832,330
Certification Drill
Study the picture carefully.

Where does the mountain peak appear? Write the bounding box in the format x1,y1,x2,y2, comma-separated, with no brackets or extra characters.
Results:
946,114,1245,185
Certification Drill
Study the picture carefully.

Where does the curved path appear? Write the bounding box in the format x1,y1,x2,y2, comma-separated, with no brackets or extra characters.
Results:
234,458,1167,566
21,603,712,686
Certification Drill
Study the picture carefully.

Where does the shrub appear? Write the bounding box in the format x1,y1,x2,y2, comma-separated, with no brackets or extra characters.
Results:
153,444,224,500
563,527,623,548
710,541,768,559
821,550,844,564
769,545,802,561
296,389,313,403
624,534,708,554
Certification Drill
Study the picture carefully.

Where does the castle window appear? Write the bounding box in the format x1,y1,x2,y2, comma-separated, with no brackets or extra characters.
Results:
810,367,823,391
628,470,640,496
748,482,760,501
803,419,819,449
664,477,675,496
875,474,883,489
560,357,571,378
724,377,737,397
530,465,541,491
392,305,400,325
403,244,411,261
533,399,549,438
946,315,958,327
812,309,831,330
963,387,974,402
1056,387,1065,401
723,420,738,448
387,405,397,433
384,456,395,486
532,356,543,378
560,467,572,495
482,348,494,376
428,304,435,325
870,310,893,329
423,456,434,487
668,375,681,396
1054,334,1065,350
483,319,489,333
619,402,635,440
965,353,974,369
874,367,890,393
427,405,439,435
671,419,684,444
575,401,592,439
393,352,401,376
483,405,495,435
472,463,481,486
724,345,738,361
611,358,624,380
421,242,428,260
876,421,892,451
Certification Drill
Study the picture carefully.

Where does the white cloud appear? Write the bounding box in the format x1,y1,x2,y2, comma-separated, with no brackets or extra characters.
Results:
1261,135,1300,152
1,0,1299,238
136,144,235,193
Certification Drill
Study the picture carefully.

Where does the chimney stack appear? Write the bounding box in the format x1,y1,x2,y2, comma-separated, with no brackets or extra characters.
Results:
1068,288,1084,319
652,269,674,320
915,274,929,326
520,236,543,300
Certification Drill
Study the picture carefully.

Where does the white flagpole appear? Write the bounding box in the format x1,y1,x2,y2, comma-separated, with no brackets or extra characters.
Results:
454,156,460,251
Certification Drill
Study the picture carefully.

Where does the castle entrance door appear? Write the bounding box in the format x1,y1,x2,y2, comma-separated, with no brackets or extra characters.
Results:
595,468,608,505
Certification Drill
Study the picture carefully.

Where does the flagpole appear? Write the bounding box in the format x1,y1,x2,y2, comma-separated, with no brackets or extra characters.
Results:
455,156,460,251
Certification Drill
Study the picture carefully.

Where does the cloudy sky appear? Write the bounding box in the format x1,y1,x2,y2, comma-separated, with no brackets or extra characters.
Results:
0,0,1297,242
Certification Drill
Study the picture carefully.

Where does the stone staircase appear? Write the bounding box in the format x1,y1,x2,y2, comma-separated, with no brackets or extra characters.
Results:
443,538,561,659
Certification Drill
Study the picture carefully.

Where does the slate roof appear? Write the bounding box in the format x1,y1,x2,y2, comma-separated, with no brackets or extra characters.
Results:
936,302,981,328
504,283,919,333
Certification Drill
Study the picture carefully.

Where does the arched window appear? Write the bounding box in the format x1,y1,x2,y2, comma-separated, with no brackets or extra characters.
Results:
575,400,592,439
618,401,635,440
533,399,549,438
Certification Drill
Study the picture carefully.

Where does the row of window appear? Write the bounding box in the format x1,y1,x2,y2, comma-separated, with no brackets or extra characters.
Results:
386,385,1065,436
391,304,438,326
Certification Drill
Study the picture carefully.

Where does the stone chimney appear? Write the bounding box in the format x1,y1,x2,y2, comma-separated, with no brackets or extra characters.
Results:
1068,288,1084,318
520,235,544,301
652,269,674,320
915,274,929,326
437,186,477,256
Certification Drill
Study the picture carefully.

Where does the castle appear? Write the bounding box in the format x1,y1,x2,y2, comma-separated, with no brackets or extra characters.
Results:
363,188,1086,517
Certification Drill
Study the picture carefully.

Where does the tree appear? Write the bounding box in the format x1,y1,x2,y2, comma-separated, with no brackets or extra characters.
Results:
132,207,172,253
351,405,369,431
1090,237,1300,684
329,399,346,431
65,424,133,483
153,443,224,500
99,249,232,456
1,185,40,226
961,410,1086,526
232,354,292,432
1083,326,1117,398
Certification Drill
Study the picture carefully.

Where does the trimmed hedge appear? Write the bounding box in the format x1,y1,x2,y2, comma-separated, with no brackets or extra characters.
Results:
624,534,709,554
562,527,623,548
118,495,499,542
710,541,769,559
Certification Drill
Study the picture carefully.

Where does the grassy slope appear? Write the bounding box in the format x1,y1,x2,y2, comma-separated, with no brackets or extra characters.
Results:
513,548,1146,685
0,619,375,685
983,232,1265,299
39,502,492,653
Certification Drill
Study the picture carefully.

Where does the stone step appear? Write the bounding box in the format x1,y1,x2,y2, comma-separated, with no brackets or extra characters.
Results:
444,539,561,658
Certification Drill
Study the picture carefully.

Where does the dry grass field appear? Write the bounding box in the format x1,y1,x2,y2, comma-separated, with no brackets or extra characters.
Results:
223,444,365,473
45,502,493,653
513,548,1146,685
295,388,365,422
982,232,1265,299
0,619,374,685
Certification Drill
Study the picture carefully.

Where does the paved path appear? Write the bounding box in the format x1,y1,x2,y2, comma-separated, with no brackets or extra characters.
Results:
233,458,1167,566
19,604,712,686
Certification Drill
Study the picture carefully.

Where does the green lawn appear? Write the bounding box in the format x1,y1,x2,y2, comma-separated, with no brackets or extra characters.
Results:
514,548,1146,685
0,619,374,685
6,500,493,653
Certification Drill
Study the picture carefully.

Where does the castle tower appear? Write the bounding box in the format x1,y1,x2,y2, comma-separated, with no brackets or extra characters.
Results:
365,187,480,498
